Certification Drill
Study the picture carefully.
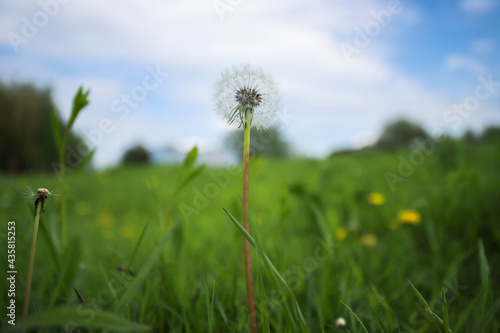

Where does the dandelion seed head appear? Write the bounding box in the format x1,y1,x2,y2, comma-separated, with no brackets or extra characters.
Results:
335,317,347,329
213,64,281,129
24,186,56,202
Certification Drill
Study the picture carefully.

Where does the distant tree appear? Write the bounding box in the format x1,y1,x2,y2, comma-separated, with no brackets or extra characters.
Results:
463,129,480,144
375,119,429,149
121,144,150,165
481,125,500,143
0,82,83,173
225,127,290,159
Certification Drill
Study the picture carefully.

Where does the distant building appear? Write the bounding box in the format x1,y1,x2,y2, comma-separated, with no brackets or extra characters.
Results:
151,148,238,166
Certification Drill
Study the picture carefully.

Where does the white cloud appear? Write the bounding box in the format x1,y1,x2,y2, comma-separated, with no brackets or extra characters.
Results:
459,0,498,13
0,0,496,167
444,54,486,74
470,38,495,54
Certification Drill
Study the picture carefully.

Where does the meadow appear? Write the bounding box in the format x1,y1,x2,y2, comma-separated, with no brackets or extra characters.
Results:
0,139,499,332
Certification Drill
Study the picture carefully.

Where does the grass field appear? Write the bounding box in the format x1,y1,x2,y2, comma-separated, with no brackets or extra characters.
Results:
1,139,499,332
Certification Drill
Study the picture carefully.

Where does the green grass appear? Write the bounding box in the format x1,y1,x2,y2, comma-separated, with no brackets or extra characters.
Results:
1,140,499,332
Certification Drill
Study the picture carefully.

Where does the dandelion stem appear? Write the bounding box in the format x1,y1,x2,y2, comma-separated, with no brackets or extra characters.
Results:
242,109,258,333
23,201,42,318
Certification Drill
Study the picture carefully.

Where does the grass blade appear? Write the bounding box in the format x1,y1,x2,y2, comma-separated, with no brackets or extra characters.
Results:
223,209,310,332
9,306,151,332
478,239,492,314
471,297,500,333
340,301,369,333
407,279,444,327
257,270,271,333
115,224,177,314
223,208,255,247
204,279,216,333
50,107,61,154
126,219,150,271
370,303,389,333
442,290,450,333
49,237,82,307
74,148,96,174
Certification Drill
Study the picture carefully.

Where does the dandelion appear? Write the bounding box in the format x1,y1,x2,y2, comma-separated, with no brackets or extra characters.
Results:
23,188,53,318
335,317,347,329
213,64,281,333
213,64,281,129
368,192,385,205
360,233,378,247
336,227,348,241
398,209,421,224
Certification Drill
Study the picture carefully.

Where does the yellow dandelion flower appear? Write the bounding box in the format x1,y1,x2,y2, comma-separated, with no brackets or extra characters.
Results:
360,233,378,247
98,212,114,227
398,210,421,224
336,227,348,241
368,192,385,205
75,201,90,216
119,224,135,238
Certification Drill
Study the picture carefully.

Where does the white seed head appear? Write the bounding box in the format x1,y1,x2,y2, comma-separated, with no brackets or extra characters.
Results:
24,186,56,202
213,64,281,129
335,317,346,329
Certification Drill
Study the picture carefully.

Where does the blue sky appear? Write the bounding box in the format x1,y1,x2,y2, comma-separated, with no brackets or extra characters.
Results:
1,0,499,167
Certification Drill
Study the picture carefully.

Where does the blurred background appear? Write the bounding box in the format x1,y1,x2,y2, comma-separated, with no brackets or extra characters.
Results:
1,0,499,170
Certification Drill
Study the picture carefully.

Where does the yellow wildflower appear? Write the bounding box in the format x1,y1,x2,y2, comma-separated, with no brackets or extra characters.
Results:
119,223,135,238
98,212,114,227
398,210,421,224
336,227,348,241
75,201,90,216
360,233,378,247
368,192,385,205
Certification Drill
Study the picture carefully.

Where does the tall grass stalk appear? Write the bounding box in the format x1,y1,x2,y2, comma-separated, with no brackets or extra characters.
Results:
51,87,91,249
22,201,42,317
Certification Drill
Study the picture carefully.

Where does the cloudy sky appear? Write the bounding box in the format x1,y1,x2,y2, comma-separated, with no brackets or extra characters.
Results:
1,0,499,167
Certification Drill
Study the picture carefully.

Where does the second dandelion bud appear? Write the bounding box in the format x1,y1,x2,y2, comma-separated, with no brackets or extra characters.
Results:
213,64,281,129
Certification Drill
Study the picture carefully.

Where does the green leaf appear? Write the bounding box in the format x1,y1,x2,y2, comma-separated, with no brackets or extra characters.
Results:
223,209,310,333
74,148,96,174
442,290,450,333
173,164,206,198
8,306,151,332
478,239,491,288
115,224,177,314
340,301,370,333
471,297,500,333
408,280,444,327
223,208,255,247
49,237,82,307
257,270,271,333
127,219,150,271
407,280,432,315
38,219,61,270
177,146,198,180
204,279,216,333
478,239,493,313
50,107,62,154
370,303,389,333
67,86,90,130
307,200,331,245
